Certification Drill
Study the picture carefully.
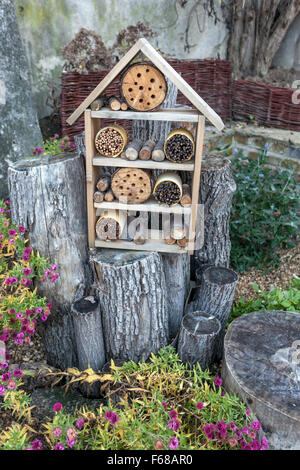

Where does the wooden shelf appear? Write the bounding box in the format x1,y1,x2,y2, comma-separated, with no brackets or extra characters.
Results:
91,107,199,122
93,155,195,171
94,197,191,215
94,237,189,253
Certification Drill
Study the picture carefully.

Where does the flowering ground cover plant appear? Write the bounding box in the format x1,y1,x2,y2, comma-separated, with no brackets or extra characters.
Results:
229,145,300,272
27,134,75,158
0,200,59,351
39,347,269,451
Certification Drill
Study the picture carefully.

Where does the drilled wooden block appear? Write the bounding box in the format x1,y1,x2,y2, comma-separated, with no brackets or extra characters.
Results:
111,167,152,204
121,63,167,111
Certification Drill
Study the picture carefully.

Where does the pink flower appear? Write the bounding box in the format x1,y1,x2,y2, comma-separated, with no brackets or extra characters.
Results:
245,408,251,415
228,437,238,447
67,427,77,440
7,380,16,390
168,419,181,431
214,377,223,387
31,439,42,450
13,369,23,377
8,228,16,236
0,385,6,395
23,268,32,275
54,443,64,450
52,427,62,438
51,265,57,271
260,437,269,449
169,437,179,450
196,402,203,410
44,270,51,277
162,401,167,410
55,134,59,139
76,419,85,430
18,225,25,233
24,247,32,254
22,254,30,261
67,438,75,448
169,410,178,420
4,201,10,206
9,238,15,245
251,421,261,431
16,312,23,320
53,402,63,413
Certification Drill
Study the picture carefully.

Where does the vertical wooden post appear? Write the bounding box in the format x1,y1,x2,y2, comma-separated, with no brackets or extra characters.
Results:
188,115,205,253
85,110,100,248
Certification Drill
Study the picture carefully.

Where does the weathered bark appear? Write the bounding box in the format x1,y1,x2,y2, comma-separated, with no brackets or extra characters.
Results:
71,291,105,371
222,310,300,450
177,311,221,369
91,249,169,362
192,157,236,277
162,253,190,340
192,266,238,360
8,152,91,369
91,97,106,111
132,78,178,142
228,0,300,78
96,175,110,192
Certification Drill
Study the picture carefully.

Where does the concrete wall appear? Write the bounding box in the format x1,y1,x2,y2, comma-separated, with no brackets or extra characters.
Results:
15,0,229,118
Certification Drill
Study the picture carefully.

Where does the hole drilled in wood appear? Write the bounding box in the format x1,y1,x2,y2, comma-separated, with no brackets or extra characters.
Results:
150,78,155,83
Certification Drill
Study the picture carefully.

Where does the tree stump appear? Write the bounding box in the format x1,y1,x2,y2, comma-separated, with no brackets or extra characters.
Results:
192,157,236,278
71,293,105,371
177,311,221,369
222,310,300,450
91,249,169,362
192,266,238,360
8,152,91,369
162,253,190,340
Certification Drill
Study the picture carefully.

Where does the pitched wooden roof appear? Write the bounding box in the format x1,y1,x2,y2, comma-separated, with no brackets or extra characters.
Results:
67,38,224,131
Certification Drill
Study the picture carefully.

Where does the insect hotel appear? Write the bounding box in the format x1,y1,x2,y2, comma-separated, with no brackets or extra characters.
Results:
67,38,224,254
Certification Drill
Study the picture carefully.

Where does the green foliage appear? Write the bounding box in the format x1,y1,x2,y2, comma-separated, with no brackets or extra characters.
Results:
229,276,300,324
27,134,75,158
229,146,300,272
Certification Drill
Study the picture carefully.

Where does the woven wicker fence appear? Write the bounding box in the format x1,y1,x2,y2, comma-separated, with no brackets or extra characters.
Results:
61,58,232,141
233,80,300,131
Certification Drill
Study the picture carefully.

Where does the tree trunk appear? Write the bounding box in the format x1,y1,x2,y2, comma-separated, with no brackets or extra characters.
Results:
0,0,42,199
228,0,300,78
90,249,169,362
192,266,238,360
177,311,221,369
192,156,236,278
222,310,300,450
8,152,91,369
74,132,86,157
162,253,190,340
71,290,105,371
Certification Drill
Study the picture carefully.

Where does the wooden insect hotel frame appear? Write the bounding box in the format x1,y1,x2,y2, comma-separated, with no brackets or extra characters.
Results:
67,38,224,254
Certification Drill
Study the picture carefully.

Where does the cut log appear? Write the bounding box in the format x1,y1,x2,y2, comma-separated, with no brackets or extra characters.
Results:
162,253,190,340
93,191,104,203
108,96,121,111
121,63,167,111
120,101,128,111
169,218,187,240
8,152,90,369
71,292,105,371
181,184,192,207
151,141,165,162
177,311,221,369
91,97,106,111
139,139,155,161
222,310,300,450
111,167,152,204
177,237,188,248
104,189,114,202
192,156,236,277
95,210,125,241
192,266,238,360
125,140,143,161
91,249,169,362
96,175,110,192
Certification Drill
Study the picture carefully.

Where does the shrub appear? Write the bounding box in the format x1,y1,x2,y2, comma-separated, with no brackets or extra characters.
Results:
229,276,300,325
229,146,300,272
0,200,59,351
